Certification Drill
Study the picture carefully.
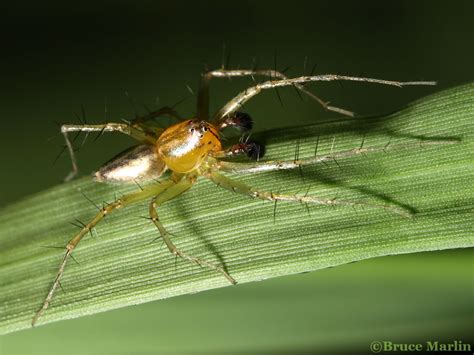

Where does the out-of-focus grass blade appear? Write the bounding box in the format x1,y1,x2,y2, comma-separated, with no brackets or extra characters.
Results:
2,250,472,354
0,83,472,334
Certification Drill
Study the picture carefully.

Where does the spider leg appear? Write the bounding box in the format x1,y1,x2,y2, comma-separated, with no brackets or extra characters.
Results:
61,122,157,181
204,170,412,218
197,68,350,122
214,145,384,174
131,106,182,128
198,69,284,120
148,176,237,285
214,74,436,121
213,139,453,174
32,179,176,326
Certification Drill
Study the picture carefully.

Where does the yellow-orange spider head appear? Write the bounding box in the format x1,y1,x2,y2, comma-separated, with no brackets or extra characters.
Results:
156,119,222,173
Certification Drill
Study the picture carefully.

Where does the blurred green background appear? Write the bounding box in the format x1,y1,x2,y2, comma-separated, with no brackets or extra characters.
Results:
0,1,472,354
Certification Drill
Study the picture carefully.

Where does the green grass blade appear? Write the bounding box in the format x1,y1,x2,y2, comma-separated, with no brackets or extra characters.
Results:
3,250,472,353
0,83,473,334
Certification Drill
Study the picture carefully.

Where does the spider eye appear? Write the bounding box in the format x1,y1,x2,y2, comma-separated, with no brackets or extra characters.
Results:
189,128,195,133
201,126,208,132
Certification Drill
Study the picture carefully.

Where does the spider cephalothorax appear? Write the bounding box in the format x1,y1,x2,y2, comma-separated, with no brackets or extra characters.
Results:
157,119,222,173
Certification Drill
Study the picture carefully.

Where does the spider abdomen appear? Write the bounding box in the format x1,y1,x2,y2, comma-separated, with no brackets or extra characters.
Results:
157,119,221,173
